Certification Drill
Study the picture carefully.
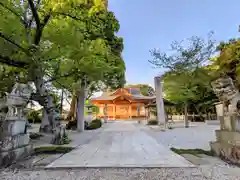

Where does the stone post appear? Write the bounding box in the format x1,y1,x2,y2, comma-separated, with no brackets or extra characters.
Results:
104,104,108,123
154,75,166,129
137,104,140,123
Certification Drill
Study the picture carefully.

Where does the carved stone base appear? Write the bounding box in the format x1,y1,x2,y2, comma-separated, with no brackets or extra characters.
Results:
0,144,32,167
210,130,240,165
0,119,31,167
0,134,30,152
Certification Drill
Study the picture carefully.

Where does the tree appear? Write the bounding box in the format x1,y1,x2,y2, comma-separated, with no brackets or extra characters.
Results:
214,38,240,90
50,4,125,130
0,0,125,133
163,68,218,116
149,33,216,126
0,65,28,96
125,84,154,96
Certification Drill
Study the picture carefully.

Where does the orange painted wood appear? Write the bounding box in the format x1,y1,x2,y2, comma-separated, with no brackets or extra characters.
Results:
92,89,151,120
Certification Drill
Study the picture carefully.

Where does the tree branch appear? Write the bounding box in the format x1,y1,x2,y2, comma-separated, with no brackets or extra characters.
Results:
0,2,21,18
0,32,28,54
34,13,51,45
45,71,76,83
0,54,28,68
55,12,84,21
27,0,41,29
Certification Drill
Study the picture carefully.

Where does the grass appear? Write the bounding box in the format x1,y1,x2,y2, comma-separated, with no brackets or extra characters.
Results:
34,146,74,155
170,147,215,157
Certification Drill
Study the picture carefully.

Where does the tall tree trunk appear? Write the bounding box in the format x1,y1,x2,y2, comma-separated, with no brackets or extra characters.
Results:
184,102,189,128
34,74,55,133
77,89,85,132
66,92,77,121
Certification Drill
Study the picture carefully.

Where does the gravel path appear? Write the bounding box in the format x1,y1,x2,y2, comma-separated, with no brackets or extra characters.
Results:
2,121,240,179
0,168,221,180
1,167,240,180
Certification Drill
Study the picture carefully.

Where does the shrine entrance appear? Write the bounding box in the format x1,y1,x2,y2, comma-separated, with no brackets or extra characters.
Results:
115,104,130,119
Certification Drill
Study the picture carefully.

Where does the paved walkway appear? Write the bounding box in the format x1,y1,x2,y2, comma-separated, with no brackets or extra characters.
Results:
46,121,194,168
144,122,218,150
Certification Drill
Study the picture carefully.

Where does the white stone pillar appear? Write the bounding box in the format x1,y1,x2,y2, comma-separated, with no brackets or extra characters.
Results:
154,75,166,129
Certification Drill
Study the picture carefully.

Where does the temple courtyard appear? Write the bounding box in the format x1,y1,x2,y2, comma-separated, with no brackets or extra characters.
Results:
1,121,240,179
46,121,193,168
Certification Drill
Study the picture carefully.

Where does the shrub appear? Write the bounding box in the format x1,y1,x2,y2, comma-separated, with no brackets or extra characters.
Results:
91,118,102,126
66,120,77,130
27,110,41,124
147,119,158,125
66,119,89,130
86,119,102,130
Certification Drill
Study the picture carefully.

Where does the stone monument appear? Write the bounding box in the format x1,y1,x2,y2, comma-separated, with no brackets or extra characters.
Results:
210,77,240,164
154,75,166,129
0,83,32,167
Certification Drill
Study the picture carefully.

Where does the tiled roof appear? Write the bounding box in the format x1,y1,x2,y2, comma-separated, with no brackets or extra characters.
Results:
91,88,155,101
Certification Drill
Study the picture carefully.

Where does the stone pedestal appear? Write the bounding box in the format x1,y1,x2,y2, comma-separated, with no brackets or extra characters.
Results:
0,119,32,167
0,83,32,167
210,115,240,165
210,130,240,164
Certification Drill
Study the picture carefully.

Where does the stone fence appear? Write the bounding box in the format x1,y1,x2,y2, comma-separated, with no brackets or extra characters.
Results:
169,114,217,121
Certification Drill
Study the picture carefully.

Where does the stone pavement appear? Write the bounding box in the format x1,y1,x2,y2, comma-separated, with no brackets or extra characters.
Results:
144,122,218,150
46,121,194,168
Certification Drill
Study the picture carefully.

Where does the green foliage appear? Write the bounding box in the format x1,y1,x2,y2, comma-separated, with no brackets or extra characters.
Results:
214,39,240,90
125,84,154,96
27,110,42,124
86,118,102,130
0,0,125,108
91,104,99,114
0,65,28,96
170,147,214,157
150,33,218,114
66,118,101,130
147,119,158,125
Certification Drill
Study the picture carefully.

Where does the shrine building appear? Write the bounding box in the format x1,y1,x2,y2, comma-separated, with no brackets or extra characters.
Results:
91,88,155,120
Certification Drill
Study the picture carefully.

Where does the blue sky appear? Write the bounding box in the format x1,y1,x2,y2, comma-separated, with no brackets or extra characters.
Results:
108,0,240,87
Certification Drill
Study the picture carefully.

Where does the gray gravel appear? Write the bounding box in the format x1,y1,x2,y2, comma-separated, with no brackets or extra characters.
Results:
1,167,240,180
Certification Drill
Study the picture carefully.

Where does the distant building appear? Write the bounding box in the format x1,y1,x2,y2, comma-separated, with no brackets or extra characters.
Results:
91,88,155,120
